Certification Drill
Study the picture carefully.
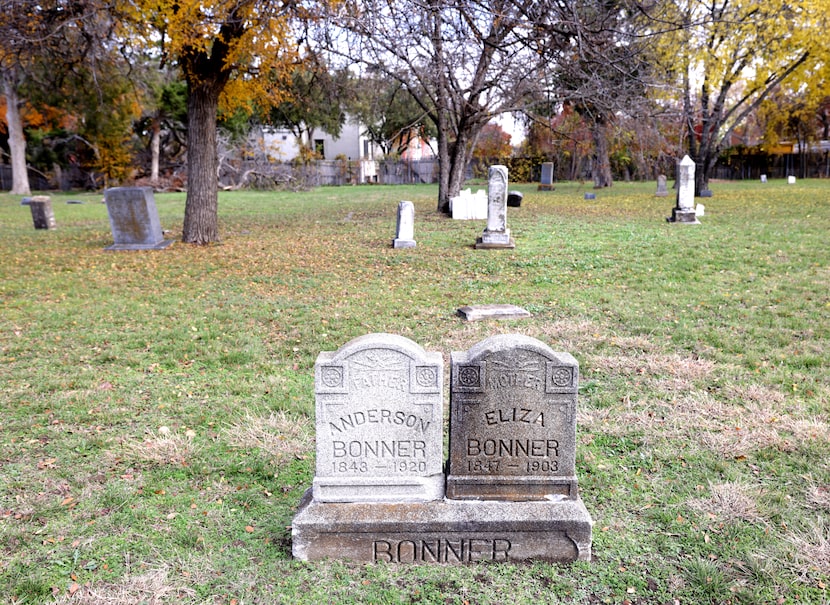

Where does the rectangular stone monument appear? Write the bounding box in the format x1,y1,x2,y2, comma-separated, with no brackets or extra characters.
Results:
104,187,173,250
538,162,555,191
451,188,487,220
476,165,515,249
668,155,699,224
311,334,444,502
293,333,592,563
392,200,416,248
29,196,56,230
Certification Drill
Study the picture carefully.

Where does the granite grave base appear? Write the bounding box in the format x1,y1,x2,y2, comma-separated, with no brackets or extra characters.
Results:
292,490,593,563
668,208,699,224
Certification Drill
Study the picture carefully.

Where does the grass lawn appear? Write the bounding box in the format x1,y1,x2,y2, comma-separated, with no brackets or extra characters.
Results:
1,179,828,604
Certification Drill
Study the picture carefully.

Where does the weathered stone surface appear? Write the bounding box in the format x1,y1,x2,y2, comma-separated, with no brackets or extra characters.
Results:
29,196,56,230
447,335,579,501
292,489,592,562
104,187,173,250
456,304,531,322
313,334,444,503
393,200,416,248
655,175,669,197
476,165,515,249
538,162,555,191
668,155,700,224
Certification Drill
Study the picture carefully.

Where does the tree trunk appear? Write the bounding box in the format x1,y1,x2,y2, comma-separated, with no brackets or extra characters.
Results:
2,70,31,195
591,117,613,188
150,116,161,185
182,81,220,244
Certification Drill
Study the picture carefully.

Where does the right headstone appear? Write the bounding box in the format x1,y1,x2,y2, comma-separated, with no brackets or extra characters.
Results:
667,155,699,224
104,187,173,250
447,334,580,500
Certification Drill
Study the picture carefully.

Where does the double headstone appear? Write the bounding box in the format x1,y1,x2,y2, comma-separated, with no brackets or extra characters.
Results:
476,165,515,249
538,162,555,191
104,187,173,250
292,333,593,563
29,196,57,230
392,201,416,248
667,155,699,224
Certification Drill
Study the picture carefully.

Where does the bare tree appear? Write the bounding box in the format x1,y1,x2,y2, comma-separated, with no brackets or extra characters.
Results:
324,0,541,213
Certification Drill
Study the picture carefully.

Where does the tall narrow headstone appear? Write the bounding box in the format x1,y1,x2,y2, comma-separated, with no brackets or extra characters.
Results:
104,187,173,250
392,201,416,248
29,196,56,230
312,334,444,502
538,162,555,191
655,174,669,197
668,155,699,224
476,165,515,249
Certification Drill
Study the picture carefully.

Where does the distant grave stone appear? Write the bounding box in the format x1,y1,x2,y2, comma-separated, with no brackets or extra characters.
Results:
20,197,32,206
29,196,56,230
700,189,713,198
788,176,796,184
392,201,416,248
655,175,669,197
667,155,699,224
538,162,555,191
66,199,84,204
104,187,173,250
451,188,487,220
476,165,515,249
506,191,523,207
760,174,768,183
584,192,596,200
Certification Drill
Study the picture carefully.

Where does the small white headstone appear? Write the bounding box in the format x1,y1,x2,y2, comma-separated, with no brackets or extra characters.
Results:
393,201,416,248
695,203,705,217
760,174,767,183
788,175,796,184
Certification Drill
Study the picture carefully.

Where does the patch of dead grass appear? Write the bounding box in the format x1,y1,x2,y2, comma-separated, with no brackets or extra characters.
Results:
786,517,830,577
117,429,200,467
688,481,765,525
53,567,195,604
225,410,313,460
806,483,830,512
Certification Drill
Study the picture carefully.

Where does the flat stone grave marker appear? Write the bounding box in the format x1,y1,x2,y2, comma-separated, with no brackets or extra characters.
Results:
311,333,444,503
29,196,56,230
457,304,531,321
104,187,173,250
392,200,416,248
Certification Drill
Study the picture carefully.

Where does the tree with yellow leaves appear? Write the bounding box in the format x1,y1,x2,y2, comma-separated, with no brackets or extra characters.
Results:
642,0,825,194
126,0,319,244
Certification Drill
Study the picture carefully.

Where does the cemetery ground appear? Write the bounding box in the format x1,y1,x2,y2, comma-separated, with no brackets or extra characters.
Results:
0,179,828,604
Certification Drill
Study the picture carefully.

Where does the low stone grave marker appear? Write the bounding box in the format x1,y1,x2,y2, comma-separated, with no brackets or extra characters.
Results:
457,304,531,321
451,188,487,220
104,187,173,250
392,200,416,248
507,191,523,207
29,196,57,230
655,175,669,197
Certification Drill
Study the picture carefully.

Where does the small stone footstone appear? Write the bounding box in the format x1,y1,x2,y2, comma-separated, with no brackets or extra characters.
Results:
20,197,32,206
104,187,173,250
456,304,531,321
29,196,57,230
584,192,596,200
66,199,84,204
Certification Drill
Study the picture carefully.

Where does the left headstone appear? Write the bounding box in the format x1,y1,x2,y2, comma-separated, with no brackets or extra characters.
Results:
312,334,444,502
29,196,56,230
104,187,172,250
392,201,416,248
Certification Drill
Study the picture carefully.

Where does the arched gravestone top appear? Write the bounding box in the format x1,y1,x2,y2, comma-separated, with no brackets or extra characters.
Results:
447,334,579,501
313,333,444,503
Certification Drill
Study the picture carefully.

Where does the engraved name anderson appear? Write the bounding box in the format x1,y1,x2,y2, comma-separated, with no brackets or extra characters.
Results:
328,408,431,434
